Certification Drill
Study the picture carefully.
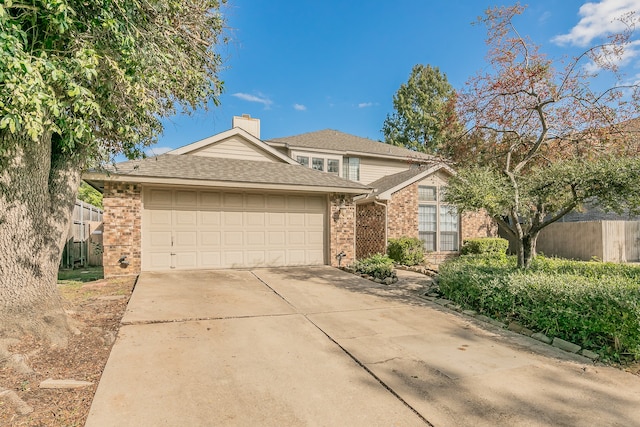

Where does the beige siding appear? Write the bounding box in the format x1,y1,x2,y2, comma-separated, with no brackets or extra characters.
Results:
624,222,640,262
359,158,409,184
190,136,279,162
417,170,450,187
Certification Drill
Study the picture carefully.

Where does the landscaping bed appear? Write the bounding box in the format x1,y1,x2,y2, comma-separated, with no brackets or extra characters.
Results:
0,269,136,426
438,255,640,363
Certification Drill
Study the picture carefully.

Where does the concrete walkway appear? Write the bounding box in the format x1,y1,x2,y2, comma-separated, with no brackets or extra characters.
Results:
85,267,640,426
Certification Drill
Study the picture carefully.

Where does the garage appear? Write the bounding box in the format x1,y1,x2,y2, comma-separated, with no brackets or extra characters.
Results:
142,187,327,270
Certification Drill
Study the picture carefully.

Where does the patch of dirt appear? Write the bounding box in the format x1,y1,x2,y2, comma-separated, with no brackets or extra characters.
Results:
0,276,136,427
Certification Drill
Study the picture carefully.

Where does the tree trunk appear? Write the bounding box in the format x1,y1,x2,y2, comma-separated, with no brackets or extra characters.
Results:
515,232,539,269
0,131,82,346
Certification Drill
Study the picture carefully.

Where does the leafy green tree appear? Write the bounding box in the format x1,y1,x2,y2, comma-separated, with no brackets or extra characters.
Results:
382,64,460,154
77,182,103,209
0,0,226,344
446,5,640,269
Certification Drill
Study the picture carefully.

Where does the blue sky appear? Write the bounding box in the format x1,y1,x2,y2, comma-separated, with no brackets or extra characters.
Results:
150,0,640,155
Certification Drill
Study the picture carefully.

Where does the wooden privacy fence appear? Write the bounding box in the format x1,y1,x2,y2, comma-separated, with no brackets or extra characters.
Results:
60,200,104,268
536,220,640,262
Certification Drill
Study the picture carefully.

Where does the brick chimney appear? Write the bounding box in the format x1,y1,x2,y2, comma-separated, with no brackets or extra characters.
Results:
232,114,260,139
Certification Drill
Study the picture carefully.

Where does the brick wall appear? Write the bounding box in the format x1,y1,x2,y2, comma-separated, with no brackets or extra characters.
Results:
355,202,386,259
329,194,356,267
461,209,498,240
103,182,141,277
387,183,419,239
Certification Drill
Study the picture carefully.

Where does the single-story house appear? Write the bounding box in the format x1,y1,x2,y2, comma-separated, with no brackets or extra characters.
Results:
85,115,496,277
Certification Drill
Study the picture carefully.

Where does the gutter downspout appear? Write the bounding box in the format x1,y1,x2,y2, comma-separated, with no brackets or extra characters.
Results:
373,199,388,252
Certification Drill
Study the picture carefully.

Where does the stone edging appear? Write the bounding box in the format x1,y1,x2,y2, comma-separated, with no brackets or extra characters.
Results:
418,293,599,360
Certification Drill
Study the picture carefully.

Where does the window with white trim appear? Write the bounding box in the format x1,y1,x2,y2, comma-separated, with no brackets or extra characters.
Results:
327,159,339,174
343,157,360,181
312,157,324,171
418,185,459,252
297,156,309,167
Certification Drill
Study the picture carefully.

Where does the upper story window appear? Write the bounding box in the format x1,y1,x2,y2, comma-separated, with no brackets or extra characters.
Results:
312,157,324,171
297,156,309,167
343,157,360,181
418,185,459,252
327,159,339,174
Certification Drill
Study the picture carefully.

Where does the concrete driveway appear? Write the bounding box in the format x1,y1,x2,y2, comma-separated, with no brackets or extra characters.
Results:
85,267,640,426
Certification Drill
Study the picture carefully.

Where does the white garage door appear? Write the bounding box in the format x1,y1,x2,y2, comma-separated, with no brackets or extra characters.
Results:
142,188,327,270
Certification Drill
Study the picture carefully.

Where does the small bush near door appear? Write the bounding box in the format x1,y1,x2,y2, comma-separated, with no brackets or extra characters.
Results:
353,253,395,280
460,237,508,256
387,237,424,266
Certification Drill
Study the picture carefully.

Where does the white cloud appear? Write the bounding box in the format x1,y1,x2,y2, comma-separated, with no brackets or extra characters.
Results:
358,102,374,108
293,103,306,111
553,0,640,47
232,92,273,108
145,146,172,156
584,38,640,72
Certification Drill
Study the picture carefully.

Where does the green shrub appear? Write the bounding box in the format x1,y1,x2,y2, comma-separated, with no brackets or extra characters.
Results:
387,237,424,266
353,253,395,279
460,237,508,256
438,255,640,362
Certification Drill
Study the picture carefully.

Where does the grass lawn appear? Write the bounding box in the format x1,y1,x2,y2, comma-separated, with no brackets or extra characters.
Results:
57,266,104,284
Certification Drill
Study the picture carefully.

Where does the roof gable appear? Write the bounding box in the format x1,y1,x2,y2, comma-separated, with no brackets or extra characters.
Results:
169,127,297,164
268,129,436,162
361,163,455,201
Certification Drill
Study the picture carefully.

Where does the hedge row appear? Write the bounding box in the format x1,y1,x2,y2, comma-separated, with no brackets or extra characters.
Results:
438,255,640,362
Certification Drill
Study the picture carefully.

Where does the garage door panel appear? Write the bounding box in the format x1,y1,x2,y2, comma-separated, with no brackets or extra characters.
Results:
288,231,306,245
175,252,197,268
288,196,305,209
307,250,324,265
267,212,285,226
224,231,243,246
224,193,243,207
307,196,325,209
147,210,172,227
246,194,265,208
147,189,172,206
268,231,285,245
175,231,197,247
287,249,306,264
174,210,197,226
246,212,265,226
306,212,324,227
267,195,286,209
288,213,305,226
149,231,172,247
308,231,324,245
223,211,243,226
224,251,244,267
200,211,221,226
246,251,266,266
175,190,197,207
267,251,286,266
200,251,222,268
200,231,221,246
246,231,265,246
143,188,327,271
148,252,172,270
200,192,221,207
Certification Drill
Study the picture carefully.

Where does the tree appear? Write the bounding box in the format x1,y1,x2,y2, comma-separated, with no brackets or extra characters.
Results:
77,182,103,209
0,0,226,345
445,4,640,268
382,64,461,154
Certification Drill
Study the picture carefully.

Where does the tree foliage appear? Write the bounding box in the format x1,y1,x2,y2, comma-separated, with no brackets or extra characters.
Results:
77,182,103,209
382,64,461,154
445,4,640,268
0,0,226,344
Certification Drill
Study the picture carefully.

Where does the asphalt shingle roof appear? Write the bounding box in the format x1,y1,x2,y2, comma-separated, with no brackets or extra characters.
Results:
105,154,369,190
367,166,436,196
268,129,436,161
